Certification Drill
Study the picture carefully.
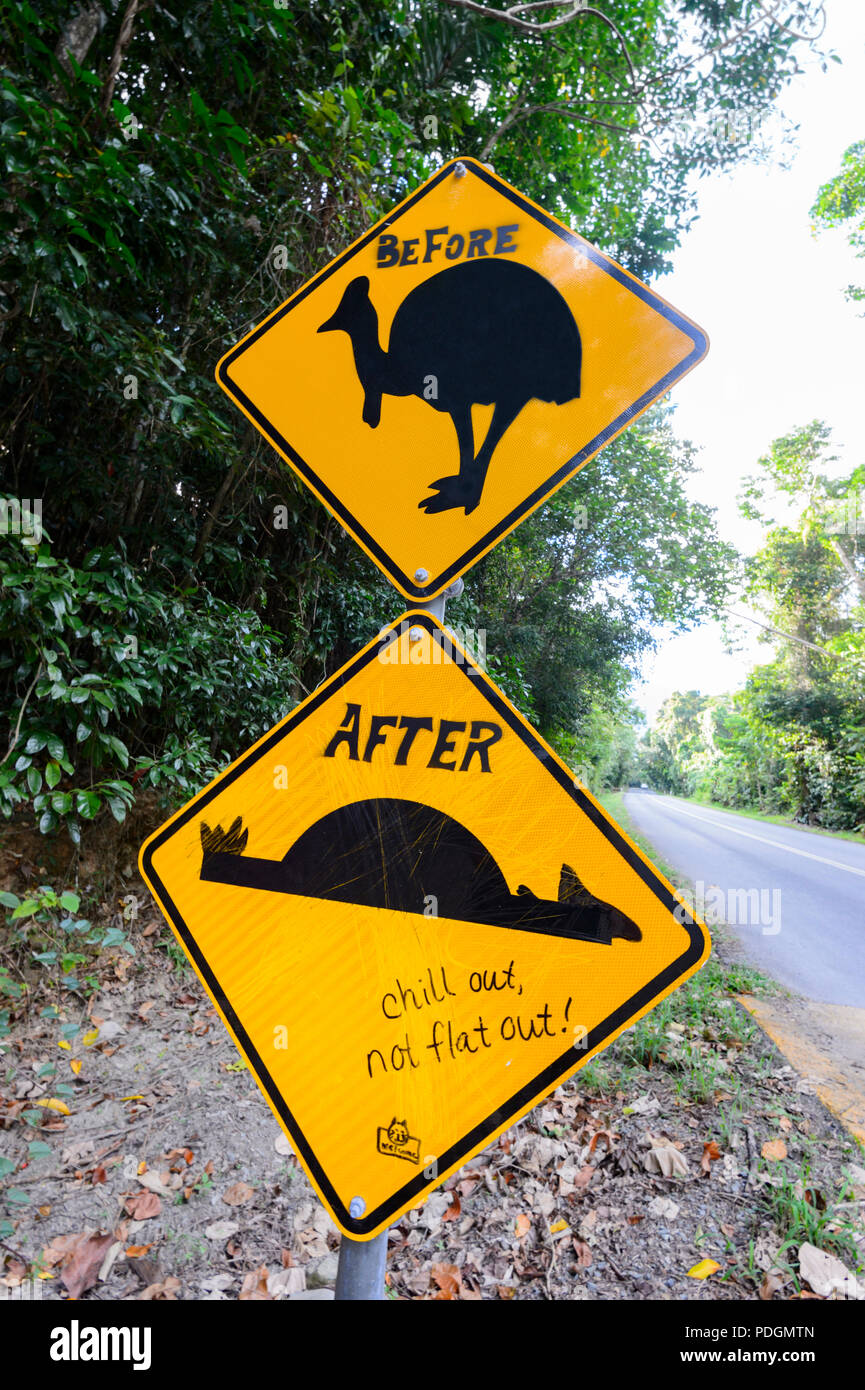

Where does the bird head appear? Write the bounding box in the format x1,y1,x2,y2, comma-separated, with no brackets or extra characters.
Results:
317,276,372,335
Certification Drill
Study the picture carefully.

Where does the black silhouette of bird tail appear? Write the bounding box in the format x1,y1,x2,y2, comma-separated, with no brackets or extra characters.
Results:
200,817,248,856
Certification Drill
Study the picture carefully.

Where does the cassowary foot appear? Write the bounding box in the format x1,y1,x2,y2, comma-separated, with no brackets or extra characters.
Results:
418,475,482,515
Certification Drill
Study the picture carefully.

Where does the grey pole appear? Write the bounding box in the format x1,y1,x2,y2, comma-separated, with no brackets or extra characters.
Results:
334,1201,390,1301
416,574,464,622
333,575,465,1302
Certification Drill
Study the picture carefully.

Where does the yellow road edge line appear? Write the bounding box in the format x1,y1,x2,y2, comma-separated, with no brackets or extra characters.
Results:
737,995,865,1149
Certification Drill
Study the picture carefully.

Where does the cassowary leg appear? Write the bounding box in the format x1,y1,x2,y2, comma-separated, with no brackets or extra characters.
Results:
462,398,524,514
418,404,478,513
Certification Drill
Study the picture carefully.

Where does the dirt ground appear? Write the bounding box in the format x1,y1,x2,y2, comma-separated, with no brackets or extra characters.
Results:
2,870,864,1301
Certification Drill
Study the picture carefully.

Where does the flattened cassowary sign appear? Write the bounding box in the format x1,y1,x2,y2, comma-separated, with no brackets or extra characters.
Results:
140,617,710,1239
216,157,708,601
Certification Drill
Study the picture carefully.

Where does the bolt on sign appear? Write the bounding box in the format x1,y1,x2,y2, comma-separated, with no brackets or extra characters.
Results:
216,157,708,602
139,616,709,1240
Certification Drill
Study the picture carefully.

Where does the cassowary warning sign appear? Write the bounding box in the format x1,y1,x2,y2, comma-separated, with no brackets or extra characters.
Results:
139,615,709,1240
216,157,707,601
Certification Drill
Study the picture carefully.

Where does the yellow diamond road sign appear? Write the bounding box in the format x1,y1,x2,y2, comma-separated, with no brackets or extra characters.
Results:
140,615,709,1239
216,157,708,602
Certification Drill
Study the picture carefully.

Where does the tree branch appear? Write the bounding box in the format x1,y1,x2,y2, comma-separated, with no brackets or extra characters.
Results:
754,0,827,43
482,98,634,157
3,660,44,766
725,608,841,659
100,0,143,117
441,1,637,90
645,1,824,93
54,2,104,77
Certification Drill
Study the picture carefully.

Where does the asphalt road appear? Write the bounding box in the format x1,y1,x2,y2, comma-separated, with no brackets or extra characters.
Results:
623,792,865,1009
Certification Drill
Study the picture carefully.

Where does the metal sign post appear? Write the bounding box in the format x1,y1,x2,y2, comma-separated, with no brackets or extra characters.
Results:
334,576,464,1301
141,155,710,1300
334,1201,390,1301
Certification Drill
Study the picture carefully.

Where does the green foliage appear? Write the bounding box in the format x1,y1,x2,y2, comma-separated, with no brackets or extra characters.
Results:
0,520,297,837
642,421,865,830
468,407,737,756
0,882,133,1022
765,1163,864,1275
0,1,827,844
811,137,865,306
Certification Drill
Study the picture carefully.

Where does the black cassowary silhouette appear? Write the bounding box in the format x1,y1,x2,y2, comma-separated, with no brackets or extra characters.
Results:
199,799,640,946
317,259,582,515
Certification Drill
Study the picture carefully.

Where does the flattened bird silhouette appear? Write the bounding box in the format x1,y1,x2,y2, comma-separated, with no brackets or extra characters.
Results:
317,259,582,515
199,799,640,946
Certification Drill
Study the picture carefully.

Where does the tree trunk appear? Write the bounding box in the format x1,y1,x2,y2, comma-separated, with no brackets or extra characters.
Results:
829,536,865,606
55,2,104,75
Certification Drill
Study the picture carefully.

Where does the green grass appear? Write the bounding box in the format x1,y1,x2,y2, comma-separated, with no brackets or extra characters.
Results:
600,790,687,891
762,1161,865,1279
158,932,192,975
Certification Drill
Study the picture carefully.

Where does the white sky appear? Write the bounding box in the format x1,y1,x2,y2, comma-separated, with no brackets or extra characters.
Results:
634,0,865,724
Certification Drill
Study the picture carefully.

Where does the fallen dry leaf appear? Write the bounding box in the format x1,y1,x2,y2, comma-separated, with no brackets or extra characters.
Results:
239,1265,271,1300
798,1242,864,1300
514,1213,531,1239
70,1059,82,1076
36,1097,70,1116
138,1275,181,1301
686,1259,721,1280
701,1141,722,1175
267,1267,305,1298
125,1244,154,1258
761,1139,787,1162
588,1129,617,1154
124,1190,162,1220
222,1181,255,1207
647,1196,680,1220
573,1239,592,1267
759,1273,783,1300
60,1234,114,1299
205,1220,239,1242
431,1262,462,1300
442,1193,461,1222
644,1143,689,1178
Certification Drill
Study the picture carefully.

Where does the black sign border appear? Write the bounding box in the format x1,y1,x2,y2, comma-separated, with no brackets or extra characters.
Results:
216,157,708,601
140,614,707,1239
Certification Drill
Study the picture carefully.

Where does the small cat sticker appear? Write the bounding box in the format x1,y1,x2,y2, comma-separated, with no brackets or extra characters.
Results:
377,1117,421,1164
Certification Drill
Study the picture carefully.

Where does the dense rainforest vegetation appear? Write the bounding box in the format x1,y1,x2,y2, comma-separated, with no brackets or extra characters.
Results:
640,132,865,832
642,418,865,831
0,1,843,849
